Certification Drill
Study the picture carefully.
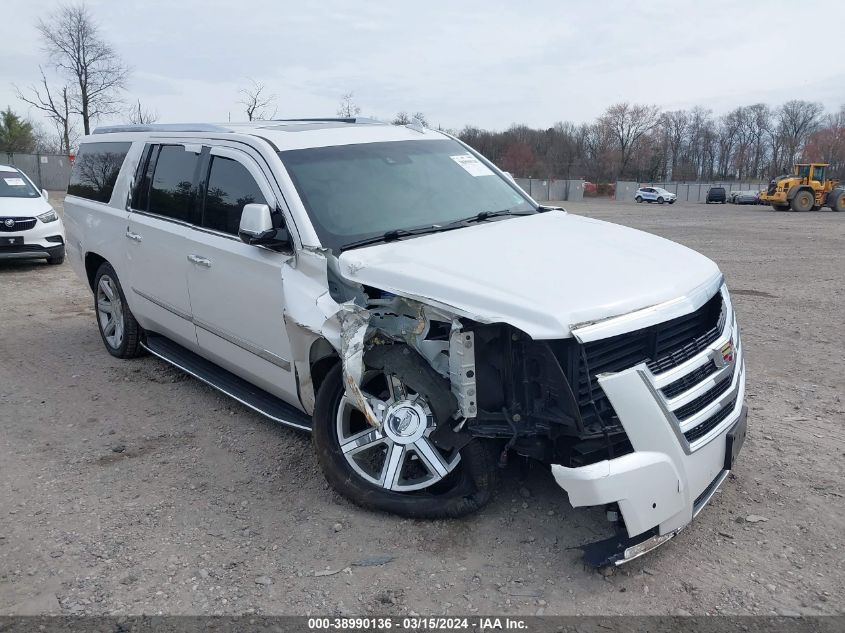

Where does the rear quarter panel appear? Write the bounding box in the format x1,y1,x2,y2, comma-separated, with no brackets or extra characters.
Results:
64,141,145,294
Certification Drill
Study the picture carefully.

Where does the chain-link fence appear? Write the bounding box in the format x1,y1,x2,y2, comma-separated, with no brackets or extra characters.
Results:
2,153,72,191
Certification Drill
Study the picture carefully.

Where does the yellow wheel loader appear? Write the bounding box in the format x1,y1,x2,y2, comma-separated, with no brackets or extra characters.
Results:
760,163,844,212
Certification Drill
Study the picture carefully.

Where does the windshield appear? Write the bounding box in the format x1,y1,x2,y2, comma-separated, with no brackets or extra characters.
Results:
0,170,40,198
279,139,535,250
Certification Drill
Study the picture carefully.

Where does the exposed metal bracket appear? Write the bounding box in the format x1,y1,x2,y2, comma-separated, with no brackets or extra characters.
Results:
449,327,477,418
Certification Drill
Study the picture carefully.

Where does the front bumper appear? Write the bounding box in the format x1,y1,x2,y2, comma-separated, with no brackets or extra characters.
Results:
0,218,65,260
552,286,746,564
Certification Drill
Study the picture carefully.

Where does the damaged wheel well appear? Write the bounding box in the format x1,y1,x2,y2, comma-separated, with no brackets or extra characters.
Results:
309,338,340,397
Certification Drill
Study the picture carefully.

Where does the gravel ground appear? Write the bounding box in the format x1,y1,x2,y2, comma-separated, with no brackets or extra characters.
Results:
1,194,843,617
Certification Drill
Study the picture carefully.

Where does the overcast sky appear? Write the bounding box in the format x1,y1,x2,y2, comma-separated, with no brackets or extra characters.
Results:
2,0,844,135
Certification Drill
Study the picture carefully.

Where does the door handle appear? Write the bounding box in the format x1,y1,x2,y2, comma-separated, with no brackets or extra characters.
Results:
187,254,212,268
125,230,143,242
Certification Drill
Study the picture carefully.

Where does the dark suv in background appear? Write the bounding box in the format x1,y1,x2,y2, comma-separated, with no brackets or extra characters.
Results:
706,186,727,204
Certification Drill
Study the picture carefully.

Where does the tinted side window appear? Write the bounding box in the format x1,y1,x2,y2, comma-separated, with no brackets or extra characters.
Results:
68,142,131,203
131,144,156,212
149,145,200,222
203,156,267,235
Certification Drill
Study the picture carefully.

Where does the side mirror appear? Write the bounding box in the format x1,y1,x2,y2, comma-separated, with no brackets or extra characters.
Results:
503,171,515,183
42,189,49,200
238,203,290,249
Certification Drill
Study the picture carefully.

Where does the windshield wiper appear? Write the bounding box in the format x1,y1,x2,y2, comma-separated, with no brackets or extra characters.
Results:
339,209,535,251
340,224,462,251
435,208,535,230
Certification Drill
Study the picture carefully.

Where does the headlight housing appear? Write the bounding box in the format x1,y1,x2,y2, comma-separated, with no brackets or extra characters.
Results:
37,209,58,223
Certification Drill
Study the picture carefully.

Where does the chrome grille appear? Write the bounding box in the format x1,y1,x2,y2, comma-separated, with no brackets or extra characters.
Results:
662,360,718,399
673,370,734,420
0,217,36,232
569,291,725,429
685,397,737,443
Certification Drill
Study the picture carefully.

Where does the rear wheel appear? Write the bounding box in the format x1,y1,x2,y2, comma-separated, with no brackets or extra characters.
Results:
828,190,845,212
312,350,496,519
93,262,145,359
791,190,814,212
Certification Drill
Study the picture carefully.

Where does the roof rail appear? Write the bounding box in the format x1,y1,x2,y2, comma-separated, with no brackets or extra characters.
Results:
268,117,385,125
92,123,231,135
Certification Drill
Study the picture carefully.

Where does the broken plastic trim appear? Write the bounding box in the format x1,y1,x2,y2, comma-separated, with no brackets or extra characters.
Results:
337,295,470,431
338,303,383,429
580,527,677,567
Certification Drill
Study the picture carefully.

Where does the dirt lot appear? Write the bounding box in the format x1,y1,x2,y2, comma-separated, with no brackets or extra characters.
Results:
1,194,843,617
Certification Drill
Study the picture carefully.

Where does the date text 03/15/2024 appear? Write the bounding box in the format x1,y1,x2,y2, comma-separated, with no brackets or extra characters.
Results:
307,617,528,630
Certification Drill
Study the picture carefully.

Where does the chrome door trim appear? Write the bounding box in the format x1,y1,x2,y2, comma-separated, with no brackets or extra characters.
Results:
132,286,291,371
193,317,291,371
132,287,193,321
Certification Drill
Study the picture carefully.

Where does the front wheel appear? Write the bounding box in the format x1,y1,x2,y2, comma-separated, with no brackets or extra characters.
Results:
312,352,496,519
657,197,664,204
791,190,814,212
635,196,643,203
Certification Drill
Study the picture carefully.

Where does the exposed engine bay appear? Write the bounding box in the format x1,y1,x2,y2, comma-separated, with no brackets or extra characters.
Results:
332,280,633,471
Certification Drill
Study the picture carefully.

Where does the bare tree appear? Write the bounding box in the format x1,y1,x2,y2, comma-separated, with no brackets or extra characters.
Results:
127,99,158,125
411,112,428,127
15,66,76,153
660,110,689,179
599,102,661,177
337,92,361,118
392,111,410,125
239,79,276,121
36,3,129,135
776,100,824,170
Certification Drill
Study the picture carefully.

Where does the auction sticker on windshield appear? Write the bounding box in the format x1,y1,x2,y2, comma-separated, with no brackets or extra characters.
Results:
450,154,494,177
4,178,26,186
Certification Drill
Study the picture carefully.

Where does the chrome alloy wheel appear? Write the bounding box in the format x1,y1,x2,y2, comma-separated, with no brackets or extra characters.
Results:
336,374,461,492
96,275,125,349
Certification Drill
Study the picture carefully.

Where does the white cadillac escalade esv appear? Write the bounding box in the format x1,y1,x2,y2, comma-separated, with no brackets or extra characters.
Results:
64,119,747,566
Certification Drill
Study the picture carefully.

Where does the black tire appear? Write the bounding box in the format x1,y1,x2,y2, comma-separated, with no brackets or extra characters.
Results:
669,199,675,204
46,254,65,265
635,196,643,203
791,190,814,212
657,197,664,204
93,262,145,359
312,353,496,519
772,203,789,211
828,190,845,212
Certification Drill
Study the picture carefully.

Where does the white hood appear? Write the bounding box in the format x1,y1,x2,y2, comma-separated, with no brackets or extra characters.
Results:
0,195,52,217
337,212,722,339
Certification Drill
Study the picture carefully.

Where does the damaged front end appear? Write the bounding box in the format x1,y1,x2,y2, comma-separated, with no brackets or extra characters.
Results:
293,247,744,567
331,282,635,480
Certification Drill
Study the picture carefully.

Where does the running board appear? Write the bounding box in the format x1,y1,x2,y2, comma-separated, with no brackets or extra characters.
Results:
141,333,312,432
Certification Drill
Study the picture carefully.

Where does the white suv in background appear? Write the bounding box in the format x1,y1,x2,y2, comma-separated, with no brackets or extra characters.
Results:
0,164,65,264
634,186,677,204
64,120,746,566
